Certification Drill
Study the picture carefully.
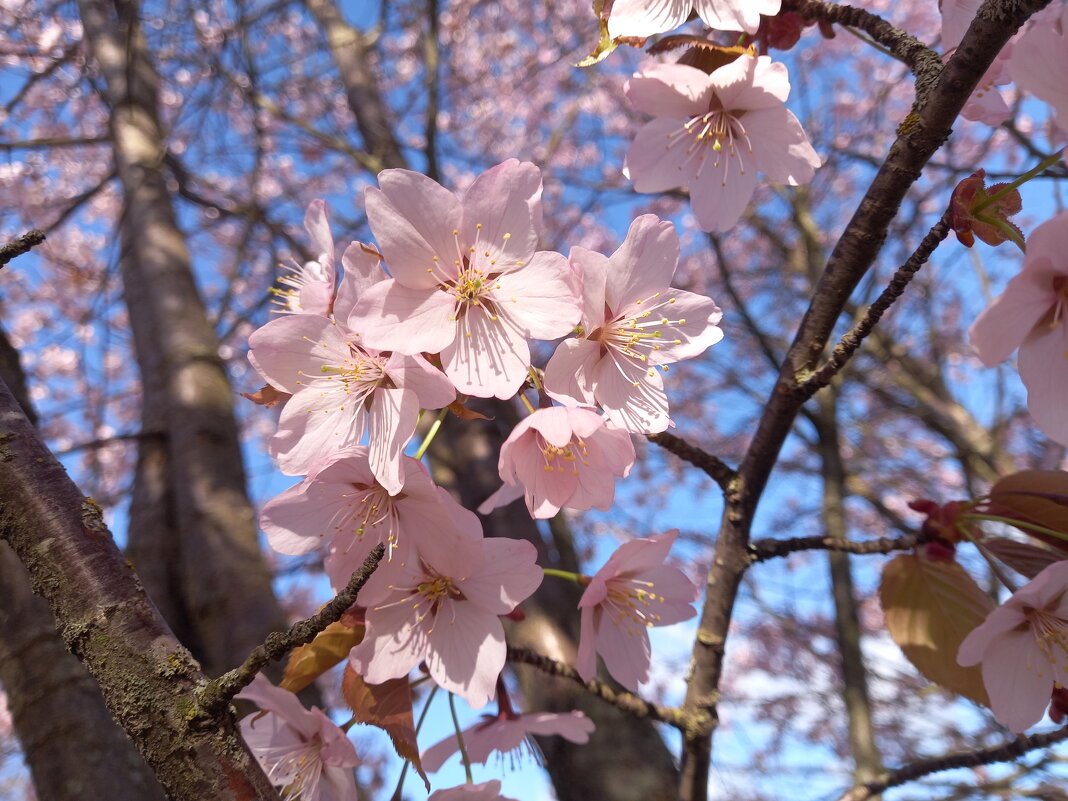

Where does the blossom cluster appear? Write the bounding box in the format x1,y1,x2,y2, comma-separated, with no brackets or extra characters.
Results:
236,161,709,798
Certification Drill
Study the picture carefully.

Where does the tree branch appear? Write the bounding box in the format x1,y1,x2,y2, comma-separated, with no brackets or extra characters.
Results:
646,431,737,491
0,379,280,801
0,230,45,267
506,646,693,731
836,726,1068,801
748,533,920,563
798,212,952,396
197,543,385,716
783,0,942,90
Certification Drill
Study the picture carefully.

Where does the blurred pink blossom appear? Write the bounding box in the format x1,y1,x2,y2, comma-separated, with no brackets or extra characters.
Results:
1010,3,1068,137
969,213,1068,444
577,530,698,691
958,560,1068,731
237,673,359,801
478,406,635,519
429,780,518,801
608,0,781,37
624,56,820,232
543,214,723,432
421,709,594,772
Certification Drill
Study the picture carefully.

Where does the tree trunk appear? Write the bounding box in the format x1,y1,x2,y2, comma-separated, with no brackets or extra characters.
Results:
0,319,167,801
77,0,288,677
816,389,883,786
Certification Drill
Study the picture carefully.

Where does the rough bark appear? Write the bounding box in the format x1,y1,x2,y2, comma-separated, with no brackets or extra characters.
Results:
816,389,883,787
78,0,287,677
0,379,281,801
0,316,168,801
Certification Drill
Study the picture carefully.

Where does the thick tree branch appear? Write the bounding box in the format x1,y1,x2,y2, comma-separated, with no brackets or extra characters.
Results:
678,3,1052,799
0,380,280,801
835,726,1068,801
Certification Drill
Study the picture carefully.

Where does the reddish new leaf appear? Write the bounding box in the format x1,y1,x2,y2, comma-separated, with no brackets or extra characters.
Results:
984,470,1068,548
341,665,429,789
981,536,1068,578
879,553,993,707
240,384,291,408
280,617,365,694
949,169,1023,249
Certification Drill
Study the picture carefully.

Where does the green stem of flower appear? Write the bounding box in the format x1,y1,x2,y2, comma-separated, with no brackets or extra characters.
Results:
448,692,474,784
963,513,1068,545
972,150,1065,214
390,685,439,801
519,392,536,414
413,407,450,460
542,567,589,584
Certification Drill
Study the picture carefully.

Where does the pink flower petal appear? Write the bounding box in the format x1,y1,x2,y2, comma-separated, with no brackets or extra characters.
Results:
350,279,458,355
425,607,505,709
607,0,691,38
366,173,461,289
459,159,541,271
624,63,711,118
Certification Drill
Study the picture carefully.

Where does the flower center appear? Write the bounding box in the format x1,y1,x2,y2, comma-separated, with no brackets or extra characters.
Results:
1025,606,1068,679
663,101,753,184
257,737,325,801
538,434,590,476
605,576,666,631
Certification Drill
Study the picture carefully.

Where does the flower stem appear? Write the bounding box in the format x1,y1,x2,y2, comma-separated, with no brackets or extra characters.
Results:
414,407,450,460
448,692,474,783
542,567,589,584
519,392,536,414
390,685,439,801
972,150,1065,215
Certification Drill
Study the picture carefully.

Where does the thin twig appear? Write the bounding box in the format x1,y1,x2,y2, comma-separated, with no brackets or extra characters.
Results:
836,725,1068,801
748,533,920,563
506,646,695,732
0,230,45,267
196,544,384,716
797,213,952,397
646,431,737,491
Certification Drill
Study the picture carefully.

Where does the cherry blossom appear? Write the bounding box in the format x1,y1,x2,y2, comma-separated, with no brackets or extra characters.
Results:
1010,3,1068,137
421,709,594,772
576,530,698,691
429,781,519,801
958,560,1068,732
248,314,454,492
607,0,781,38
478,406,636,519
969,213,1068,444
624,55,820,233
543,214,723,433
348,160,581,399
350,537,543,709
236,673,359,801
272,199,338,316
259,449,483,589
